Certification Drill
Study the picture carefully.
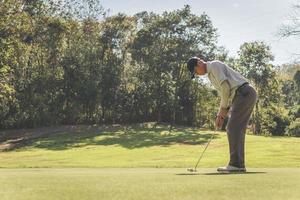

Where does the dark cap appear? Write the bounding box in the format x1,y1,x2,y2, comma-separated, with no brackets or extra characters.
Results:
187,57,199,79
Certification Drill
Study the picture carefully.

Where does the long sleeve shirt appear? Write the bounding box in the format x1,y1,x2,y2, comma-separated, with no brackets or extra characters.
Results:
206,60,248,108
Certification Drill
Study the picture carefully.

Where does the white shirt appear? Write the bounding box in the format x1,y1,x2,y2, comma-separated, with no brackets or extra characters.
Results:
206,60,248,107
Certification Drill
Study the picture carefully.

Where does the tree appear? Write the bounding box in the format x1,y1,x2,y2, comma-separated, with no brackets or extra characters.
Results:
277,63,300,107
98,14,135,123
294,70,300,104
238,41,286,135
279,2,300,37
278,1,300,61
131,5,218,125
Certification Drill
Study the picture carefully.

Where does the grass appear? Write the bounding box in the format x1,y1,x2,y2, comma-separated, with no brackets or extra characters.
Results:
0,123,299,168
0,168,299,200
0,123,299,200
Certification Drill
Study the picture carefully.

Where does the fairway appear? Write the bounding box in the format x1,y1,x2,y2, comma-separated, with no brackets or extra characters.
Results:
0,168,299,200
2,0,300,199
1,124,299,168
1,125,300,200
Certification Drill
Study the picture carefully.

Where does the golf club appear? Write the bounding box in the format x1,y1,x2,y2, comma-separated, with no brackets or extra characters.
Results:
187,128,217,172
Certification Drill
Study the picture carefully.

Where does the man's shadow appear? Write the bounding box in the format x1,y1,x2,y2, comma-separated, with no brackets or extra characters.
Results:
175,172,267,176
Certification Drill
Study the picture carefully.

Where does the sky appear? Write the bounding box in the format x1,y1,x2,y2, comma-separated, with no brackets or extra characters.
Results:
101,0,299,65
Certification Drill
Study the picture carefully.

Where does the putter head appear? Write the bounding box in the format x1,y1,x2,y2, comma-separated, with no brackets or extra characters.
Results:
187,168,197,172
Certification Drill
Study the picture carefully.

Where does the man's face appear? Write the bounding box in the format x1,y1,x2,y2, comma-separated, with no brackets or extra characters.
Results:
194,59,206,76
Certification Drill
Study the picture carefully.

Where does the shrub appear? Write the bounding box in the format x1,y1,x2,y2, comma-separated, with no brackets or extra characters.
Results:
285,118,300,137
289,105,300,119
271,113,291,136
259,105,291,136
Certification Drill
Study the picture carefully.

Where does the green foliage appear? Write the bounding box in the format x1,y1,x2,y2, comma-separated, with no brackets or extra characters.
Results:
130,5,218,125
0,1,299,137
0,2,220,128
294,70,300,104
238,41,274,82
270,106,291,136
277,63,300,108
237,41,290,135
0,66,16,127
289,105,300,119
281,79,298,107
293,70,300,86
285,118,300,137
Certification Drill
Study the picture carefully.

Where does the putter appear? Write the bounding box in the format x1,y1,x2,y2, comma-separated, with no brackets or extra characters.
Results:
187,128,217,172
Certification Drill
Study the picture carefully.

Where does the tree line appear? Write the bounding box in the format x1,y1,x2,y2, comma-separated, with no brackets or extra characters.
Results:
0,0,299,136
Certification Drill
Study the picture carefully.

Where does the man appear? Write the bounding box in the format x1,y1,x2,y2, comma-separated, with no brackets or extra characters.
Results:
187,57,257,173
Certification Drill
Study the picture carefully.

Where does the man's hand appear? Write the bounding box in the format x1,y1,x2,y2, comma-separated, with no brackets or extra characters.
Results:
218,107,229,119
215,107,229,129
215,115,224,129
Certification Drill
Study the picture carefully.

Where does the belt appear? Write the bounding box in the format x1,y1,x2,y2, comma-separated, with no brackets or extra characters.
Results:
236,82,249,92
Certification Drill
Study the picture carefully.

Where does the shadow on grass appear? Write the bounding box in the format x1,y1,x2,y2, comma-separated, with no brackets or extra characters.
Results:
175,172,267,176
6,123,219,151
202,172,267,175
175,173,202,176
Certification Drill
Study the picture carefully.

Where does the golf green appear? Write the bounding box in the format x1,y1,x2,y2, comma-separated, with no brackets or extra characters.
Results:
0,168,299,200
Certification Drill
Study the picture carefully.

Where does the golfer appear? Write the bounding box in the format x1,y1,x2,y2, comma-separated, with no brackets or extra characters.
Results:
187,57,257,173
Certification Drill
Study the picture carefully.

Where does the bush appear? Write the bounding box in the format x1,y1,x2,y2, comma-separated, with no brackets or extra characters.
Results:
271,113,291,136
289,105,300,119
258,105,291,136
285,118,300,137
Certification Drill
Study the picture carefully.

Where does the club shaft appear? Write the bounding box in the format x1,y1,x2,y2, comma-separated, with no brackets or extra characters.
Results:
194,129,216,170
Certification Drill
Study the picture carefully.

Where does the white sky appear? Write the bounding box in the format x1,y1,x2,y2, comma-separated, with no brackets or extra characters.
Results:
101,0,299,65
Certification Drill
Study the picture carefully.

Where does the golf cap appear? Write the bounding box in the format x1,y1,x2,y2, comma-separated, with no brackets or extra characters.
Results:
187,57,199,79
